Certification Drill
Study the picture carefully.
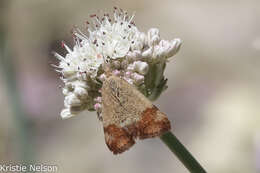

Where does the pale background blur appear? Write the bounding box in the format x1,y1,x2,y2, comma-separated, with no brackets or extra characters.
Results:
0,0,260,172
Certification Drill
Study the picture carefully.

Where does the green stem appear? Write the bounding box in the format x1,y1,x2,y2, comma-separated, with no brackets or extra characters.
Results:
160,132,206,173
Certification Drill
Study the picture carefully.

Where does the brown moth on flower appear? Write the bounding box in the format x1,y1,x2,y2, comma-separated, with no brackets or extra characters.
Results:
102,74,171,154
53,7,181,154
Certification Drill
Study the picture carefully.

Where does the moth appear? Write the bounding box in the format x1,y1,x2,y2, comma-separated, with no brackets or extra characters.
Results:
101,75,171,154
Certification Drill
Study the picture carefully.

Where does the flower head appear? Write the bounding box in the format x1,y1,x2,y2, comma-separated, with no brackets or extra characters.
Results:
54,7,182,119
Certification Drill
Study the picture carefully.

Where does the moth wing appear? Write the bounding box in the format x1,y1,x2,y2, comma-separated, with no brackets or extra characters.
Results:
103,124,135,154
101,76,171,154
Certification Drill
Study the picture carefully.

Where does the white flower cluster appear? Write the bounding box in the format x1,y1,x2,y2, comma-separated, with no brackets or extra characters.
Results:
54,7,182,119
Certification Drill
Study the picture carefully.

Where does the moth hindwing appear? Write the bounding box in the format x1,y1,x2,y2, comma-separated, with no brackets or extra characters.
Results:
101,75,171,154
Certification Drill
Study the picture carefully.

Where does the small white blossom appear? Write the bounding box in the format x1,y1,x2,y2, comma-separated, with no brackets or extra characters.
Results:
61,108,75,119
127,61,149,75
54,7,182,119
147,28,160,46
131,72,144,85
74,87,88,99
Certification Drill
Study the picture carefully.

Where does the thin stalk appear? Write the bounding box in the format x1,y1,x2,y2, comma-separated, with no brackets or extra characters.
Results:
160,131,207,173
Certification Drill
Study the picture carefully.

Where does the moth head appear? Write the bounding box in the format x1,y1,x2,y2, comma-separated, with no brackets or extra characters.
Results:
102,56,113,77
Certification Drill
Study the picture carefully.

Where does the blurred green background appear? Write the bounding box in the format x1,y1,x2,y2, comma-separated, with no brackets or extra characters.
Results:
0,0,260,172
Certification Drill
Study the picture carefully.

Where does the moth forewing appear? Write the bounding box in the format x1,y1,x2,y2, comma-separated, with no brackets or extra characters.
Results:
101,75,171,154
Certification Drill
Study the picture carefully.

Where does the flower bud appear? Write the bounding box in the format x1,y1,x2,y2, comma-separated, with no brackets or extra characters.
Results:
125,71,132,78
135,61,149,75
147,28,160,46
131,72,144,85
62,88,69,95
64,94,82,107
61,108,75,119
74,87,88,99
142,47,153,58
94,103,102,111
168,38,182,57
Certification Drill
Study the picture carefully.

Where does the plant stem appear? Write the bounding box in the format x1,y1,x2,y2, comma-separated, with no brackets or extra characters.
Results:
160,131,206,173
